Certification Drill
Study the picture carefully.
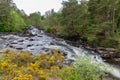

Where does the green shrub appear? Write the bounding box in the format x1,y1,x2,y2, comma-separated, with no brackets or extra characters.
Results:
0,55,4,61
100,38,119,48
45,26,57,34
45,27,51,33
87,36,99,47
58,57,105,80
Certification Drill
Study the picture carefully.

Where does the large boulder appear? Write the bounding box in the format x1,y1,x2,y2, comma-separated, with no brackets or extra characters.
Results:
23,26,40,36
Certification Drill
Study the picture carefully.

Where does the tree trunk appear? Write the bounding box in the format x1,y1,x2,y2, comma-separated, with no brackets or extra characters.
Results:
112,7,115,34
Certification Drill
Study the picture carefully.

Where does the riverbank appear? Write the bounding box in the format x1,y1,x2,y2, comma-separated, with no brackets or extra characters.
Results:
45,32,120,66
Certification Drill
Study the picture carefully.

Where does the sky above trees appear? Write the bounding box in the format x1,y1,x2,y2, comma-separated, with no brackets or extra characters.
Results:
13,0,68,15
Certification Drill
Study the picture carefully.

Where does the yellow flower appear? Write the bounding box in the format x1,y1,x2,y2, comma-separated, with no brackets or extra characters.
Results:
15,70,21,74
12,77,17,80
24,78,29,80
30,62,38,68
18,74,22,78
20,51,31,58
38,70,44,75
12,74,33,80
60,56,65,60
28,74,32,79
13,64,17,68
50,69,54,73
49,57,54,64
40,75,46,80
1,61,9,70
28,67,34,72
55,66,59,70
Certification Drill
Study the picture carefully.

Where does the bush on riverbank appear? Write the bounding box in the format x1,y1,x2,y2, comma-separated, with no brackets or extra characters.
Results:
0,49,104,80
58,57,105,80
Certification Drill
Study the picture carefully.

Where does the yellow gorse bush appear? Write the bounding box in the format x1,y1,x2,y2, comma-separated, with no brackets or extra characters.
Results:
0,49,105,80
1,60,9,70
0,49,65,80
12,73,32,80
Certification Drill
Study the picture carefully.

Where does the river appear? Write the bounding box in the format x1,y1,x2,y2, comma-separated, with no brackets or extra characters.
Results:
0,26,120,79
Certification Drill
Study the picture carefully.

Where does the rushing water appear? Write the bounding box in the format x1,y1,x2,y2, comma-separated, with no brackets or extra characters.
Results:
0,26,120,79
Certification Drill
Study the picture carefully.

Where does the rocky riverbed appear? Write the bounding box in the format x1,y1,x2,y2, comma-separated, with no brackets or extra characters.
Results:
0,26,120,79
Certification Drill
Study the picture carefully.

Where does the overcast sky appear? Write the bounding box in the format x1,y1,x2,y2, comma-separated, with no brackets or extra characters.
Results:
13,0,67,15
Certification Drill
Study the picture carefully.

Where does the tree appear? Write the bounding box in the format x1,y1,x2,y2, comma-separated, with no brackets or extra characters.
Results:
60,0,80,39
0,0,12,31
0,0,27,32
26,12,42,28
44,9,60,27
59,0,89,40
9,10,26,32
88,0,120,36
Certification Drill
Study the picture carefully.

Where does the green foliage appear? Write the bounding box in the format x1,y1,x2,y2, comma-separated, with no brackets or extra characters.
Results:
45,26,57,34
87,36,99,47
74,57,105,80
43,0,120,48
0,0,11,31
45,27,51,33
9,10,27,32
0,54,6,75
100,38,119,48
58,67,80,80
58,57,105,80
115,48,120,53
26,12,42,27
0,55,4,61
59,0,81,39
0,0,27,32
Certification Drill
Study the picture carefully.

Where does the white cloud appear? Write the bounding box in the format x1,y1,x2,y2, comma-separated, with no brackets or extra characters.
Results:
13,0,66,15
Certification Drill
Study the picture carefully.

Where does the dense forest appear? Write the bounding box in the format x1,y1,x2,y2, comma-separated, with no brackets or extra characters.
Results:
42,0,120,49
1,0,120,49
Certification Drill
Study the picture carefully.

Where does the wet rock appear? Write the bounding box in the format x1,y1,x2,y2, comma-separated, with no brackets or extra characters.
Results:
98,51,117,59
16,47,23,50
11,42,18,44
9,45,14,48
23,26,40,36
105,48,116,51
103,75,117,80
36,44,40,46
18,40,24,42
37,35,42,37
27,44,33,47
30,48,35,50
85,47,118,59
44,48,50,52
113,58,120,62
41,48,51,53
0,38,3,41
29,38,34,41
